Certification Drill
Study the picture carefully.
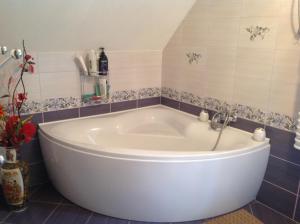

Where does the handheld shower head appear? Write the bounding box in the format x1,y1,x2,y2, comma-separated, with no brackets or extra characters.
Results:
0,46,8,55
10,49,23,59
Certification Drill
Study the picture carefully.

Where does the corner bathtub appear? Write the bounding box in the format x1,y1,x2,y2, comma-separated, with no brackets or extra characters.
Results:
38,105,270,222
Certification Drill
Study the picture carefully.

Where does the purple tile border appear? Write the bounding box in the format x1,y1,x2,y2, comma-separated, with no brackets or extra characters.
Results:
43,108,79,122
21,113,43,124
161,97,180,110
138,97,160,108
180,102,203,116
111,100,137,112
80,104,110,117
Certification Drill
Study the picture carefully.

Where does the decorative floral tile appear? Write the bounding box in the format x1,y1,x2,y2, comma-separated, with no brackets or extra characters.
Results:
186,52,202,64
204,97,231,112
231,104,267,124
81,96,110,107
246,26,270,41
164,87,295,132
161,87,180,101
266,112,297,132
138,87,161,99
111,90,138,103
181,91,204,107
42,97,81,112
20,101,42,114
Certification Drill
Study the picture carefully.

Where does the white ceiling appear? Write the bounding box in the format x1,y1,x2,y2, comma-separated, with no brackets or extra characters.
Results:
0,0,195,51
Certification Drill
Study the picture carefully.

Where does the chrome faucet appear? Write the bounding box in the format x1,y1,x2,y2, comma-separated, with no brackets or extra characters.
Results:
210,111,237,130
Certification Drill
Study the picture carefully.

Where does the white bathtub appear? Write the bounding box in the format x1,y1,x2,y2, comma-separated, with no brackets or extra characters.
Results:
38,105,270,222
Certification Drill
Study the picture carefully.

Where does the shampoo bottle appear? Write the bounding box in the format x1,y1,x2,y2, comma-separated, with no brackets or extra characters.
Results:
98,47,108,75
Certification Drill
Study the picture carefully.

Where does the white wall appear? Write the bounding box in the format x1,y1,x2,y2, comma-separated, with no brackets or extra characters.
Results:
0,0,195,51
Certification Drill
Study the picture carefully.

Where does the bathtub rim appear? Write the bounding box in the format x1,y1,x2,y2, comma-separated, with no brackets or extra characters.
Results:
39,129,270,163
38,105,270,162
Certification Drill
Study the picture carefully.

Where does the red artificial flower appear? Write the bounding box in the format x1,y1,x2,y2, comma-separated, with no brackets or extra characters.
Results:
17,93,27,102
0,105,4,117
28,64,34,73
24,54,31,61
20,122,36,143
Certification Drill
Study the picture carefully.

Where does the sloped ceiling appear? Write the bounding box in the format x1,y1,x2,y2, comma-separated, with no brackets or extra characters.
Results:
0,0,195,51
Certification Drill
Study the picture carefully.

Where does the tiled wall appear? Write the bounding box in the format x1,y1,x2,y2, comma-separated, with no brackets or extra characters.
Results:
0,50,162,114
162,0,300,222
162,0,300,129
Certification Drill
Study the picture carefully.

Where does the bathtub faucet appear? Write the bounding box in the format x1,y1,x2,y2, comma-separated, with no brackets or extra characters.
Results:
210,111,237,130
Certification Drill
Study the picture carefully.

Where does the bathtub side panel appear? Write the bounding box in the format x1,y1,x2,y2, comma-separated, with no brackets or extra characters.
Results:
39,131,270,222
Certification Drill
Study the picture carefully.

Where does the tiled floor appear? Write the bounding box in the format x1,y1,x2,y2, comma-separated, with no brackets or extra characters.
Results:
0,184,298,224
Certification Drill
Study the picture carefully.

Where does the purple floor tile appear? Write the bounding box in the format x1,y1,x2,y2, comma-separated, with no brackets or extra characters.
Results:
0,204,10,222
30,184,63,204
161,97,180,110
28,163,49,187
138,97,160,108
295,193,300,222
44,108,79,123
107,217,129,224
86,213,108,224
251,202,297,224
264,156,300,194
256,181,296,218
80,104,110,117
111,100,137,112
5,202,56,224
44,205,91,224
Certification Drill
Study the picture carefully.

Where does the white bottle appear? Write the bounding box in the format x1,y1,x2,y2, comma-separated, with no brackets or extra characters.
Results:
99,79,107,98
199,110,209,122
253,128,266,142
88,50,97,76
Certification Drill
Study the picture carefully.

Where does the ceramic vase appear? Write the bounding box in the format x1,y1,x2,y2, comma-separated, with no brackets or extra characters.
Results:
1,147,29,211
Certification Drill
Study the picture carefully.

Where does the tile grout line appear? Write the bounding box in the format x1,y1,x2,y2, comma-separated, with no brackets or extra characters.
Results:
249,203,254,215
263,179,298,196
83,212,93,224
255,200,299,223
270,154,300,168
292,180,300,219
41,200,62,224
1,211,12,223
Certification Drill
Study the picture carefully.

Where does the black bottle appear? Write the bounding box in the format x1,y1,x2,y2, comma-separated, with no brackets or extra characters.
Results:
98,47,108,75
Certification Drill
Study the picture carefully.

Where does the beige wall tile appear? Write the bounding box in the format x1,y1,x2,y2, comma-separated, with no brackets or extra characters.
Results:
272,50,300,85
239,17,278,49
242,0,282,17
235,48,274,81
207,17,240,48
233,76,271,111
269,82,300,117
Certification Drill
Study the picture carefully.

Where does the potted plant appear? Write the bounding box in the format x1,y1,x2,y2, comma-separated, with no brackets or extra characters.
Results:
0,40,36,211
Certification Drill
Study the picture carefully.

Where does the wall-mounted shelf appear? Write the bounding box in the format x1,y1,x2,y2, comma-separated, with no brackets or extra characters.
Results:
80,74,110,104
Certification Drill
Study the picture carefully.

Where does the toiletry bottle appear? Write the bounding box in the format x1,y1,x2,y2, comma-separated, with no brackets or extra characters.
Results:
98,47,108,76
88,49,97,76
